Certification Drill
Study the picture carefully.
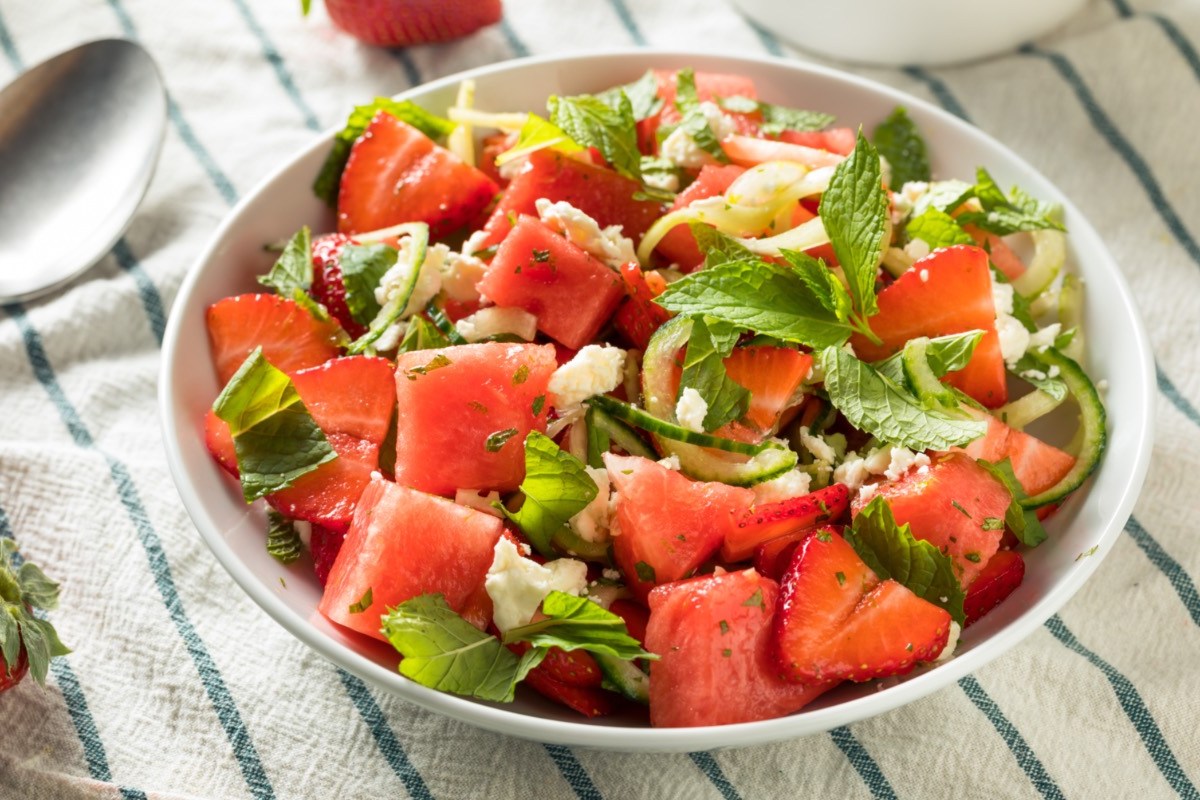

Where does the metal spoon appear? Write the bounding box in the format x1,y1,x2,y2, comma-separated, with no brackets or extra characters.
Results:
0,39,166,302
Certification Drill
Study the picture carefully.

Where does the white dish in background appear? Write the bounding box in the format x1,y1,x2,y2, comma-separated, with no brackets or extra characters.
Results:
159,51,1153,752
728,0,1088,66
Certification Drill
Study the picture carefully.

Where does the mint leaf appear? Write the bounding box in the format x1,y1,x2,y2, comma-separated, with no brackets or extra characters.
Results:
503,591,656,661
348,587,373,614
957,168,1065,236
820,346,987,451
212,348,337,502
485,428,520,452
678,317,750,432
397,315,451,354
348,223,430,355
846,497,966,624
716,96,833,136
778,249,853,320
1011,352,1068,401
654,258,854,348
820,130,888,322
911,180,975,219
599,70,663,122
690,223,756,267
266,510,303,565
549,93,641,180
503,432,598,557
673,69,728,164
874,330,985,384
258,227,313,301
381,594,546,703
907,207,974,250
872,107,930,188
0,609,18,677
314,99,456,206
976,458,1048,547
496,113,583,168
339,243,398,326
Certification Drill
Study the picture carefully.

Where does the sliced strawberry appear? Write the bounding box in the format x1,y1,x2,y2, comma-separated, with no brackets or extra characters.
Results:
773,528,951,683
0,647,28,693
961,415,1076,497
753,527,815,582
310,232,367,338
610,599,650,646
508,640,604,689
613,263,672,350
324,0,502,47
722,483,850,562
310,524,345,586
963,224,1026,281
337,110,499,238
964,549,1025,626
204,408,238,478
206,294,343,385
723,346,812,434
522,668,618,717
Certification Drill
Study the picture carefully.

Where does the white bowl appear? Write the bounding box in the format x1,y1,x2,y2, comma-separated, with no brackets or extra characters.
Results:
729,0,1088,67
160,51,1154,752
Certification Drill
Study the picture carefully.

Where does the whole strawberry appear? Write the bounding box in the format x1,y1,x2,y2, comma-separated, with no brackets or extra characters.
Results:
314,0,503,48
1,538,70,693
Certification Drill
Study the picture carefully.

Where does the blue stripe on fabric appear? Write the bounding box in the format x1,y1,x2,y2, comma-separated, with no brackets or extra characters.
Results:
1045,615,1200,799
1110,0,1200,83
958,676,1065,800
742,16,785,57
336,669,435,800
1125,515,1200,627
0,507,147,800
227,0,320,131
900,66,972,123
0,2,19,71
543,744,603,800
3,304,276,800
688,752,742,800
109,241,166,346
1020,44,1200,269
606,0,646,46
1158,365,1200,429
499,18,530,58
828,727,898,800
388,49,422,88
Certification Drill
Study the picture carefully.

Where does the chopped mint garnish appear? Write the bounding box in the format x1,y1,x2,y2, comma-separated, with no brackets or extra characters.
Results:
266,511,303,565
503,591,656,661
502,432,598,557
872,107,930,188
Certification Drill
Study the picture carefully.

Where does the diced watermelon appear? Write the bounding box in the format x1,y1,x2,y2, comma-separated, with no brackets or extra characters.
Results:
477,150,663,249
646,568,832,727
613,263,672,350
723,345,812,434
479,131,518,187
961,415,1077,497
774,128,857,156
648,70,761,140
310,524,345,586
604,454,755,599
850,245,1008,408
337,110,499,238
206,294,343,385
319,476,504,641
477,216,626,350
852,452,1012,587
392,342,556,496
655,164,746,271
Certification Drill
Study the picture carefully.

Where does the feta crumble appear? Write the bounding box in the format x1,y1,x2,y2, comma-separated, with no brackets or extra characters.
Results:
675,387,709,433
656,454,681,470
569,466,612,544
535,198,638,269
659,101,736,170
905,239,932,262
799,426,837,465
751,470,812,504
643,170,680,193
833,446,929,491
548,345,627,411
293,520,312,549
376,239,446,321
439,250,488,303
485,538,588,632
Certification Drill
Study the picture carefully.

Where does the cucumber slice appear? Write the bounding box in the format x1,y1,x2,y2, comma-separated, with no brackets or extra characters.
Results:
424,301,468,345
588,396,778,456
901,337,959,410
551,525,610,561
1018,347,1106,508
995,388,1065,430
347,223,430,355
1012,229,1066,298
1058,273,1086,362
595,654,649,705
588,405,657,461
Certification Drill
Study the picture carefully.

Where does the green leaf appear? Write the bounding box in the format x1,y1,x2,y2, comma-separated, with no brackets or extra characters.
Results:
758,103,835,137
18,614,71,685
819,130,888,321
0,608,19,676
503,591,657,661
212,348,337,502
976,458,1048,547
907,207,975,250
485,428,520,452
598,69,663,122
677,317,750,432
820,346,987,451
348,587,373,614
1011,353,1068,401
778,249,853,321
911,179,975,218
338,243,398,326
347,224,430,355
17,562,61,611
872,107,931,188
654,258,855,348
957,167,1065,236
846,497,966,624
672,70,727,164
549,93,642,181
257,227,313,300
873,330,985,384
689,223,756,268
314,99,456,206
503,432,598,557
396,315,451,354
266,511,303,565
381,594,546,703
496,113,583,167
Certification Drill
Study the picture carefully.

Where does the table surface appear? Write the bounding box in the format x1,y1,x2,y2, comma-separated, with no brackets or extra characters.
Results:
1,1,1198,798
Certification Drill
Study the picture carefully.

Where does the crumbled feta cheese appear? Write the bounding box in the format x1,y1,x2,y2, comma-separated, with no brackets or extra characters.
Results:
1027,323,1062,351
675,387,708,433
536,198,637,269
372,320,408,353
659,101,736,169
883,447,931,481
657,455,681,470
934,621,961,663
293,520,312,549
995,314,1031,367
1021,368,1048,382
834,453,872,493
569,466,612,543
643,170,680,193
485,538,588,632
1047,365,1060,379
548,345,627,411
602,568,621,582
991,279,1015,316
454,488,504,518
751,470,812,504
454,307,538,343
857,483,878,504
905,239,931,262
834,446,928,490
376,239,446,321
919,268,930,282
461,229,491,257
799,427,837,465
439,250,488,303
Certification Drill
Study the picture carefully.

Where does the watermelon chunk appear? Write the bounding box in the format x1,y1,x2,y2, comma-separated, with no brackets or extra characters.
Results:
393,342,556,496
319,476,503,641
962,415,1076,497
206,294,342,385
477,216,626,350
655,164,746,271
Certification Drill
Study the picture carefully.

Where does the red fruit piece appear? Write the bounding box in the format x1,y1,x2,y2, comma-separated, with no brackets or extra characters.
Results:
961,415,1076,498
325,0,502,46
754,527,818,582
0,648,28,693
337,111,499,238
605,454,755,599
773,528,952,683
523,668,618,718
310,524,345,587
204,408,238,478
723,346,813,435
646,568,833,727
964,549,1025,626
773,128,857,156
613,263,672,350
206,294,342,385
310,233,366,338
654,164,747,271
721,135,846,169
722,483,850,562
610,599,650,646
479,131,518,187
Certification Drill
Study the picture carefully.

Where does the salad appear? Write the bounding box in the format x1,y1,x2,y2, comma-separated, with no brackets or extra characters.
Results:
202,68,1106,728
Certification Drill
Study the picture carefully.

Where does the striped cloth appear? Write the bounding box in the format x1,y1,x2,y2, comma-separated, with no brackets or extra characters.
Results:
0,0,1197,797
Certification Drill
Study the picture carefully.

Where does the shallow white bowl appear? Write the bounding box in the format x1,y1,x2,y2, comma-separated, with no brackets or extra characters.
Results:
160,51,1154,752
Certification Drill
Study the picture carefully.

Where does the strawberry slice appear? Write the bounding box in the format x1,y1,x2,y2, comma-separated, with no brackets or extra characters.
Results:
324,0,502,48
206,294,343,385
310,233,367,338
337,110,499,238
753,528,812,581
723,346,813,434
773,528,952,683
964,549,1025,626
613,263,672,350
310,524,345,586
522,668,618,717
722,483,850,562
204,408,238,478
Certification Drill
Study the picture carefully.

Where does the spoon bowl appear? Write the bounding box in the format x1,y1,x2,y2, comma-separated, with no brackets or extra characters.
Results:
0,38,166,302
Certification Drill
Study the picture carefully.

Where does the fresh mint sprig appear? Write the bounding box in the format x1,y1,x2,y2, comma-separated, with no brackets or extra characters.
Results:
677,317,750,432
872,107,931,189
501,432,598,558
504,591,656,661
976,458,1048,547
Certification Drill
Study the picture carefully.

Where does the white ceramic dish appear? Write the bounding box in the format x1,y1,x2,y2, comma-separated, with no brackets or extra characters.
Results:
160,51,1154,752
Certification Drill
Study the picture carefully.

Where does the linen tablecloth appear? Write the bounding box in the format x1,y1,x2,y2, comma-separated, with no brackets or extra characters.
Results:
1,0,1198,797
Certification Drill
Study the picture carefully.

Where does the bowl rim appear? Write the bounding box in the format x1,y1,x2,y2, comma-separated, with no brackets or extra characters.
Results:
159,48,1155,751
